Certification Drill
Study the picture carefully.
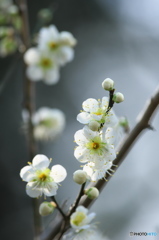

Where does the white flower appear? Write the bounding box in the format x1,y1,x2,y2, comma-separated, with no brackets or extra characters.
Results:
77,97,118,127
32,107,65,141
38,25,76,66
70,206,96,231
24,47,60,85
83,161,113,182
74,126,116,164
61,228,110,240
20,154,67,198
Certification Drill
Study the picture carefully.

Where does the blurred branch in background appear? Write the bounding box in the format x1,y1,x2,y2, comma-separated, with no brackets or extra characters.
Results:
18,0,42,239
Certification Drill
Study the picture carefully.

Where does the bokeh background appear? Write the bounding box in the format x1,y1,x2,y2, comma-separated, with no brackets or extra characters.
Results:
0,0,159,239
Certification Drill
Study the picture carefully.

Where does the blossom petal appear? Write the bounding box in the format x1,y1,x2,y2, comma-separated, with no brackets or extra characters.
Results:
76,206,88,214
105,127,115,145
32,154,50,169
107,145,116,161
82,98,99,112
74,146,89,163
43,182,58,196
77,112,91,124
101,96,109,109
26,182,41,198
26,65,43,81
50,165,67,183
24,47,40,65
20,165,35,182
74,129,88,145
57,46,74,66
87,213,96,223
43,68,60,85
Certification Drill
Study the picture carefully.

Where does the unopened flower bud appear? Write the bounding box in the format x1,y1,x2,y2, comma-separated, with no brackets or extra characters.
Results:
73,170,87,184
88,121,100,131
102,78,114,91
38,9,53,23
84,187,99,199
39,201,55,216
113,92,124,103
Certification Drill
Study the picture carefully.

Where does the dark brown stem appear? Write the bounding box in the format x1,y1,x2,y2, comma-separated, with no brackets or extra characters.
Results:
51,197,66,219
68,182,86,217
41,85,159,240
18,0,42,239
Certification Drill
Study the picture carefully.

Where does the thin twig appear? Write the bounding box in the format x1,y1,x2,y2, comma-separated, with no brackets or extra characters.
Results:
51,196,66,219
68,182,86,217
41,85,159,240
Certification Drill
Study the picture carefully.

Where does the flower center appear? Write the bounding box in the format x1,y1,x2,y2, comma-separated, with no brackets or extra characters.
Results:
39,118,58,128
91,142,100,149
92,108,103,116
36,168,51,182
40,58,52,69
39,173,47,181
85,136,107,155
72,212,86,226
48,41,58,49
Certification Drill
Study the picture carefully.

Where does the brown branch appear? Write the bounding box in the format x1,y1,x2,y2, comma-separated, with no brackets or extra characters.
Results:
68,182,86,217
51,197,66,219
41,85,159,240
18,0,42,239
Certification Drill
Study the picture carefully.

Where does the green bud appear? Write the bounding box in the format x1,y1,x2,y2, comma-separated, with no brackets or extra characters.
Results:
102,78,114,91
84,187,99,199
113,92,124,103
38,8,53,23
73,170,87,185
39,201,55,216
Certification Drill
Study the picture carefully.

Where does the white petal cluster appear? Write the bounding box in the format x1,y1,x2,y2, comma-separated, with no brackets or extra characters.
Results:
24,25,76,85
74,126,116,181
20,154,67,198
32,107,65,141
70,206,96,231
77,97,118,127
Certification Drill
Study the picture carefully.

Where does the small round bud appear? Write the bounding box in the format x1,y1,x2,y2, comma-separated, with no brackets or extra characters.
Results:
38,9,53,23
39,201,55,216
102,78,114,91
84,187,99,199
73,170,87,185
88,121,100,131
113,92,124,103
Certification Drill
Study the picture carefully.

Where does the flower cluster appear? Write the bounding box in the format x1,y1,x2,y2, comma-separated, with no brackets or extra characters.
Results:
24,25,77,85
74,78,125,182
20,154,67,198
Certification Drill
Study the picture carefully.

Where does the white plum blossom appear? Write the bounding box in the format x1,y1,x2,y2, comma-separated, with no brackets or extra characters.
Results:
61,228,110,240
74,126,116,164
70,206,96,231
83,160,113,182
38,25,77,66
24,47,60,85
32,107,65,141
20,154,67,198
77,97,118,128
